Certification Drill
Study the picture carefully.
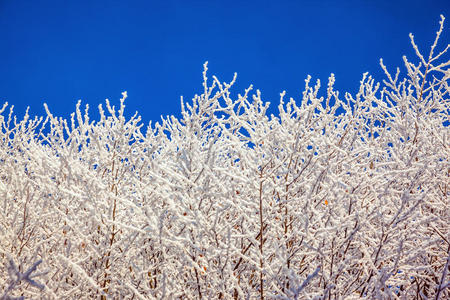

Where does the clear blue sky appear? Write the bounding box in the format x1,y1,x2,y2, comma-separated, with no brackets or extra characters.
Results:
1,0,449,123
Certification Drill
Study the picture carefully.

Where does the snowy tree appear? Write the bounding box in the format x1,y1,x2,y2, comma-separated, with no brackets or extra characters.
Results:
0,16,448,299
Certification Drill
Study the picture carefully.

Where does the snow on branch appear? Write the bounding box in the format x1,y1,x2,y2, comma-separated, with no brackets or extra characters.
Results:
0,16,448,299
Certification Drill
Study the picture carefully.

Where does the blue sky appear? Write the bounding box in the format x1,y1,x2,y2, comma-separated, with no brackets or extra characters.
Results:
1,0,449,123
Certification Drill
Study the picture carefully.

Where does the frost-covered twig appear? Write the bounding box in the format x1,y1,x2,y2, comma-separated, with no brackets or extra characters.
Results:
1,258,45,300
435,245,450,300
292,267,320,299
